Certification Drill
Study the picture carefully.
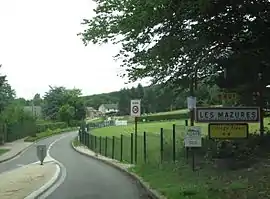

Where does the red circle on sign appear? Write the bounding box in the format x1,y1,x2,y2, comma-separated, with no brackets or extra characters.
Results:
132,106,139,113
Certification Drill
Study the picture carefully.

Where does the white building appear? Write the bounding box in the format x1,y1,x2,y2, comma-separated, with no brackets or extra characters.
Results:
98,104,119,114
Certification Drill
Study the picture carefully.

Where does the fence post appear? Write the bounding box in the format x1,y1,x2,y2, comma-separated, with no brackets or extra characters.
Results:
172,124,176,162
91,134,94,150
143,131,147,163
105,136,108,157
87,133,90,148
185,120,189,161
160,128,164,163
131,133,134,164
94,136,97,152
99,136,102,154
120,134,123,162
112,136,115,159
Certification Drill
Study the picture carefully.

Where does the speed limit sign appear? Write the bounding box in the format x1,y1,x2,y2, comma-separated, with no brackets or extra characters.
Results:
130,99,141,117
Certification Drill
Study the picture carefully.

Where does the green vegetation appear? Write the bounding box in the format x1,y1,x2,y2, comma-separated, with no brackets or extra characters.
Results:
91,118,270,137
0,66,83,145
72,138,82,147
0,149,10,156
25,127,78,142
85,116,270,199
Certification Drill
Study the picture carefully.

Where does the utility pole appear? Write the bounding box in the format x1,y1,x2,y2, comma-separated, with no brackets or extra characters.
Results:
190,77,195,126
258,72,264,136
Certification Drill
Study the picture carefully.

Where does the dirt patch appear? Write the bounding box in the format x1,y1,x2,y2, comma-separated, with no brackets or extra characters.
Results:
0,162,57,199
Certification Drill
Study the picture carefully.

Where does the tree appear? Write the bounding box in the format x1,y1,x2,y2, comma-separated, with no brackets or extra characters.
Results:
118,88,130,115
73,99,86,120
0,67,15,113
58,104,75,125
32,93,43,106
79,0,270,97
42,86,85,122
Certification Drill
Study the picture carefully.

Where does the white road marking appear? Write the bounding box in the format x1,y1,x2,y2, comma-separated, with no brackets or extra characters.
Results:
36,134,73,198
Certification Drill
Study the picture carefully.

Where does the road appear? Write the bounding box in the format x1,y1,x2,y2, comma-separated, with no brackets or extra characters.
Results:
0,132,149,199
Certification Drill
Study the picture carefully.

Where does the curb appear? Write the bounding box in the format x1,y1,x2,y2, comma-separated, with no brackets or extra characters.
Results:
0,129,78,164
24,163,61,199
0,142,34,164
71,142,165,199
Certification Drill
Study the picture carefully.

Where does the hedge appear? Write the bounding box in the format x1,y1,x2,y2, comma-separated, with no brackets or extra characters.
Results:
36,122,68,133
137,112,188,122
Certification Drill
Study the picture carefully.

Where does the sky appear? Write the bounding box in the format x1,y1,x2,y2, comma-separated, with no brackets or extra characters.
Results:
0,0,148,100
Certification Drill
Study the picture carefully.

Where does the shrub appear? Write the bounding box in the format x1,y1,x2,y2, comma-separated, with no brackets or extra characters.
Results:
198,131,270,169
69,120,82,127
36,122,68,133
138,112,188,122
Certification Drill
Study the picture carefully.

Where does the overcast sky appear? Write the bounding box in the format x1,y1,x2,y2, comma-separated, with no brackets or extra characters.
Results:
0,0,147,100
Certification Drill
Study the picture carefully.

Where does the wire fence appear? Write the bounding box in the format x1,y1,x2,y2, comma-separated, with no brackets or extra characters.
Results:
79,124,187,165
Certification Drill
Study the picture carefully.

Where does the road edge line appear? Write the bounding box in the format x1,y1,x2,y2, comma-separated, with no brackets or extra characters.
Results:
0,130,77,164
71,141,166,199
24,163,61,199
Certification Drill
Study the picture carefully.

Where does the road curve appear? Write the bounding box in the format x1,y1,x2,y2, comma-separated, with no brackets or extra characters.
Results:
0,133,74,174
47,133,149,199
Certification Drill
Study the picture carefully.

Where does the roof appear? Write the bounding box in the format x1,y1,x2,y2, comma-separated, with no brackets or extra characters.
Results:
101,104,118,109
86,107,96,111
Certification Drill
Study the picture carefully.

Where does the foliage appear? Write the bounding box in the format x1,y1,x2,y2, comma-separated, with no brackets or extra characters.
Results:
79,0,270,103
0,102,37,141
36,121,68,133
24,127,78,142
32,93,43,106
58,104,75,125
0,79,15,113
42,86,86,123
83,83,221,115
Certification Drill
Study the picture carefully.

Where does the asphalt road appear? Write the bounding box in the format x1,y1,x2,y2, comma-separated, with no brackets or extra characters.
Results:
47,133,149,199
0,133,72,174
0,132,150,199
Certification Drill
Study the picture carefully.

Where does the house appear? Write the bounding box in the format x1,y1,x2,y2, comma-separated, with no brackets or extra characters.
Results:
23,106,42,118
85,107,102,118
98,104,119,114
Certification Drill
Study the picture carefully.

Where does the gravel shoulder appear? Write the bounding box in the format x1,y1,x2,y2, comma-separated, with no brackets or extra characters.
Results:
0,162,57,199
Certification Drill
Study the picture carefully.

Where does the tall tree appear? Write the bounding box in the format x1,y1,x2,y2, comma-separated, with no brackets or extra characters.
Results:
32,93,43,106
42,86,85,121
79,0,270,96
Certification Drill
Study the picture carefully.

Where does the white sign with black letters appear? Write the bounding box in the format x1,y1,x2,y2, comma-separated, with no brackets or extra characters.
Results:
195,107,260,123
130,99,141,117
184,126,202,147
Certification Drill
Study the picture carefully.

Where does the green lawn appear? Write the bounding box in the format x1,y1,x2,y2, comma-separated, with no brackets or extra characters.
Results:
0,148,10,156
91,118,270,137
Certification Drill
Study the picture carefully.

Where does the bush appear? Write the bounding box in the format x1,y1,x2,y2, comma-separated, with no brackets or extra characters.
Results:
69,120,82,127
198,131,270,169
36,122,68,133
138,112,188,122
25,127,78,142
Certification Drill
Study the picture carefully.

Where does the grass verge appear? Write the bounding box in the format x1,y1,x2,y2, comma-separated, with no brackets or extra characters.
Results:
72,137,82,147
24,127,78,142
0,149,10,156
87,118,270,199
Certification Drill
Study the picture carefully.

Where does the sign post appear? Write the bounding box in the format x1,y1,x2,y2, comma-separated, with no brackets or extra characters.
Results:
130,99,141,163
184,126,202,171
186,96,197,162
36,145,47,165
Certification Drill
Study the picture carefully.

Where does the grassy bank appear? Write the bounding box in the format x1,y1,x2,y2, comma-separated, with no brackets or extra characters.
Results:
0,149,10,156
25,127,78,142
86,118,270,199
